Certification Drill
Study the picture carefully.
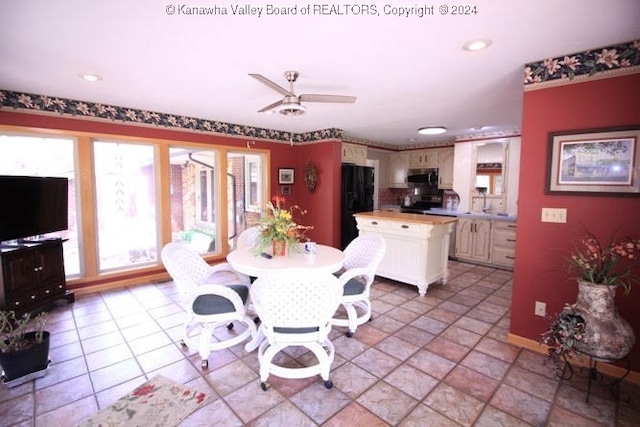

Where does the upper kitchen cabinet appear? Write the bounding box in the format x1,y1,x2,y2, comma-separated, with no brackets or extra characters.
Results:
437,147,454,189
409,149,438,169
342,142,367,166
388,152,410,188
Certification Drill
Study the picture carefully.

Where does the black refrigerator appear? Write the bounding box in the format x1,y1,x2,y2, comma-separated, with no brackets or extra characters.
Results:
341,164,374,249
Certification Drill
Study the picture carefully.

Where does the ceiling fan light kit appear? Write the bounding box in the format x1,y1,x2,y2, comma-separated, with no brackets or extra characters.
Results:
250,70,356,115
418,126,447,135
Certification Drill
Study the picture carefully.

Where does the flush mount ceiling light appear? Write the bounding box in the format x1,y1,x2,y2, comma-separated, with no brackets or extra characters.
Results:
79,73,102,82
418,126,447,135
463,39,492,51
275,101,306,116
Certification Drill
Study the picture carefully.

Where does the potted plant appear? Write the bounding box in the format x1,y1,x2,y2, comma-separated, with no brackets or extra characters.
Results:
0,310,50,385
543,231,640,367
254,196,312,256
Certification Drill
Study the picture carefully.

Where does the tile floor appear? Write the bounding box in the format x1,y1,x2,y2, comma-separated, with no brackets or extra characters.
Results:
2,261,639,426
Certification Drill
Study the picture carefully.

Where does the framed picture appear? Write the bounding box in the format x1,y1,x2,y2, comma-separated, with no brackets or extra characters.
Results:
546,126,640,196
278,168,294,185
280,185,291,195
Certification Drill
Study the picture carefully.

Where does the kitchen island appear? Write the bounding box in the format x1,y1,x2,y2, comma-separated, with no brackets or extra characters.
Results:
354,211,457,296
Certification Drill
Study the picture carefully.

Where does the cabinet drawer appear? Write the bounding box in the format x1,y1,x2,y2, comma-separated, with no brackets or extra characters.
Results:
492,246,515,268
493,221,517,231
389,221,423,233
359,219,390,229
493,229,516,248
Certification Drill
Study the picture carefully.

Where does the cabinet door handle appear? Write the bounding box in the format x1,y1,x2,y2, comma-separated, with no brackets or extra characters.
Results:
506,255,515,260
371,221,378,225
401,224,409,229
507,239,516,242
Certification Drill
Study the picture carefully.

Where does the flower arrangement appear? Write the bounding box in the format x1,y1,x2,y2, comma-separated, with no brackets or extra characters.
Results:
254,196,312,254
566,232,640,296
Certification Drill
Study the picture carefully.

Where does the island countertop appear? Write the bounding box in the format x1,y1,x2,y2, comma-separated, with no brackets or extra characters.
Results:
354,211,458,225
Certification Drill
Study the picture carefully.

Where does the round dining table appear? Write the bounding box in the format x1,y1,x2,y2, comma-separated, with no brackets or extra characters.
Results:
226,243,345,278
226,243,345,352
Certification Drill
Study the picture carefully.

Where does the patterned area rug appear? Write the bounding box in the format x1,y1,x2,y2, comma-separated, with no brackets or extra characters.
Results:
77,375,210,426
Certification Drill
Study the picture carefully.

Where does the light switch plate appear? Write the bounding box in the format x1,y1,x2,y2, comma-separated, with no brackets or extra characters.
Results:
541,208,567,223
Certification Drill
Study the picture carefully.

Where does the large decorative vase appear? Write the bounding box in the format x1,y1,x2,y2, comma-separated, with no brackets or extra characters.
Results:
573,280,635,360
272,240,287,257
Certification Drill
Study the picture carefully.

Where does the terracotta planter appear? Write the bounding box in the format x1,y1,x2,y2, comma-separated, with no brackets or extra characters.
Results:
573,280,635,361
0,331,50,382
272,240,287,257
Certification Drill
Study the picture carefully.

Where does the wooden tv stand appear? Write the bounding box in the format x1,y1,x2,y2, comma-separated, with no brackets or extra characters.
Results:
0,239,74,317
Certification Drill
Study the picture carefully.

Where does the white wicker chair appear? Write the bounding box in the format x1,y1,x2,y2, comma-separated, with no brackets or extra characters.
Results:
331,234,386,337
161,242,256,370
250,269,343,390
236,226,261,251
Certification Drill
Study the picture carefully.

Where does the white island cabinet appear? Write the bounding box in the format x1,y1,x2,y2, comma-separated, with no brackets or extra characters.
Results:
354,211,457,296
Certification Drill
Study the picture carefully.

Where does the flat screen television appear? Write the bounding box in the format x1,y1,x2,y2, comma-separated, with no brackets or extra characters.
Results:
0,175,69,243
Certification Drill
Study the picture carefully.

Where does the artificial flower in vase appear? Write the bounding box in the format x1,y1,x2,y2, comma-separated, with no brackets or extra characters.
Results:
255,196,312,257
564,232,639,360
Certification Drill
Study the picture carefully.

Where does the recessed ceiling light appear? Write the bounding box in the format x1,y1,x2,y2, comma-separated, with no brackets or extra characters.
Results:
463,39,492,51
407,137,417,142
80,73,102,82
418,126,447,135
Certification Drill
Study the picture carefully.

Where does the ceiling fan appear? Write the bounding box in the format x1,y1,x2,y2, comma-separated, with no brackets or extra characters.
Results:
249,71,356,116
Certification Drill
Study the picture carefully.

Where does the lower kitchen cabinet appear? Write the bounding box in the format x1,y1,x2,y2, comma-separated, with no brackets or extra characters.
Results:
455,218,491,263
491,220,517,268
0,239,73,316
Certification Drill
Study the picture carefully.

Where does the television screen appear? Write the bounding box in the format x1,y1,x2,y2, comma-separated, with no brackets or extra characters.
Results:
0,175,69,242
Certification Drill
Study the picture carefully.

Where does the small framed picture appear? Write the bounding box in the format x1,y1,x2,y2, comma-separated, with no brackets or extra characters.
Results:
281,185,291,195
278,168,295,184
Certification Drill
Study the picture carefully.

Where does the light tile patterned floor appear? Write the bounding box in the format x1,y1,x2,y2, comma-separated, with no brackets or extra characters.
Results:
2,261,639,426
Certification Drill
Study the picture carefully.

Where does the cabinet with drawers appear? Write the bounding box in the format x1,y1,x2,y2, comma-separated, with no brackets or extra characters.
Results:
355,212,456,296
0,239,73,316
491,220,517,268
455,217,492,263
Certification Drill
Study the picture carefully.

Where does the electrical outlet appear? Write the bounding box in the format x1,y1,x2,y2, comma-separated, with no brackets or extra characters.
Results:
535,301,546,317
541,208,567,223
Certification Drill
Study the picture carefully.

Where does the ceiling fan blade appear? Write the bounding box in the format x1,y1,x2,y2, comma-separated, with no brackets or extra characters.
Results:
300,94,356,103
257,99,283,113
249,73,293,96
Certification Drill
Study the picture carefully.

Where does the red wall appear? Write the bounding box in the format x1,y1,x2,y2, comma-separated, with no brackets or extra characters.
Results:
513,73,640,368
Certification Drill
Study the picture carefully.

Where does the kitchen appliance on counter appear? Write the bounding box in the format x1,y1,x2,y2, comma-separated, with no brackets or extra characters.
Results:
341,164,374,249
401,168,444,214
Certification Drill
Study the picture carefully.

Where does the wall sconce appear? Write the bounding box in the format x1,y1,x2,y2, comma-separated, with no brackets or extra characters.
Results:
304,160,318,193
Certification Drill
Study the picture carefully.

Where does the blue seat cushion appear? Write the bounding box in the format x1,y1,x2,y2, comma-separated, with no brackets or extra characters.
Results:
274,326,320,334
192,284,248,315
343,277,365,296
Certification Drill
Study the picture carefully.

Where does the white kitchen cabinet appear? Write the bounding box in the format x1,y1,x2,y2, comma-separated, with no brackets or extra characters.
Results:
491,220,517,269
409,149,438,169
455,217,491,262
437,148,454,189
342,142,367,166
388,152,410,188
355,212,456,296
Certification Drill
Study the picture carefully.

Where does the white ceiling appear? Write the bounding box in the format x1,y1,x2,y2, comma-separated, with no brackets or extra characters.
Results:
1,0,639,147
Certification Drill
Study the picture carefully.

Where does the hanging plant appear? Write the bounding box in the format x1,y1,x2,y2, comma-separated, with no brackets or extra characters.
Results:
540,304,586,378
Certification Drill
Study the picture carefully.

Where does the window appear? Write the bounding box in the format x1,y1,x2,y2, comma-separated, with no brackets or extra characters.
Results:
93,141,158,271
168,148,219,253
0,134,81,277
245,157,262,212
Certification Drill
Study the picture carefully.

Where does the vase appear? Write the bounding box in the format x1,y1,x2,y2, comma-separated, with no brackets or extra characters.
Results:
572,280,635,361
272,240,286,257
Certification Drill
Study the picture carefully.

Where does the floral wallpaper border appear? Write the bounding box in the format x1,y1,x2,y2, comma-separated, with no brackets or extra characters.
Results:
524,40,640,86
0,89,342,144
